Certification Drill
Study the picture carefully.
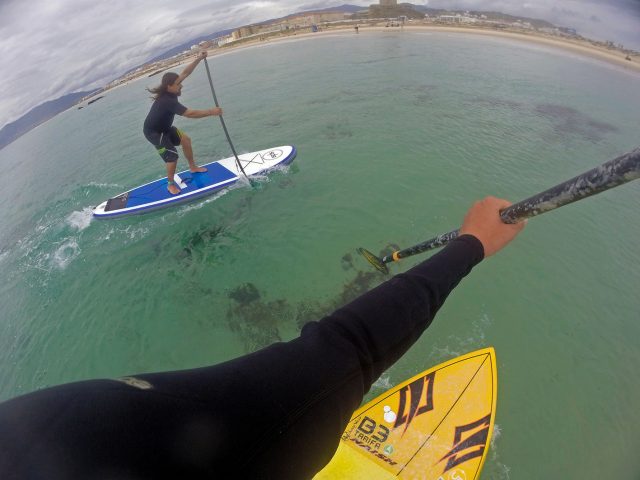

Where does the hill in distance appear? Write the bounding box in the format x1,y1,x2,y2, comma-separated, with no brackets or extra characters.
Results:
0,3,559,150
0,90,99,151
0,5,365,150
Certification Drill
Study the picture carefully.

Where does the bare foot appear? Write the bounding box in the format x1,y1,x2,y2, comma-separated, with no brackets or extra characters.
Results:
168,183,181,195
190,166,207,173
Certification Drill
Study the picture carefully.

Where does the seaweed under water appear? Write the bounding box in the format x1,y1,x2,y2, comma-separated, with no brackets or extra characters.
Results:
225,246,393,352
535,103,618,141
176,225,226,262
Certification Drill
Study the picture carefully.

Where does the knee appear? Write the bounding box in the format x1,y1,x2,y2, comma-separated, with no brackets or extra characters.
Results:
181,133,191,146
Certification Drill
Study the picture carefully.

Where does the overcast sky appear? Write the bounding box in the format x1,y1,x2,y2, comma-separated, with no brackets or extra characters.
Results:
1,0,638,130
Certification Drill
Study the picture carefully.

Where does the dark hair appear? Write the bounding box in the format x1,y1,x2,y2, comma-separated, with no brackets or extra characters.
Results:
147,72,179,100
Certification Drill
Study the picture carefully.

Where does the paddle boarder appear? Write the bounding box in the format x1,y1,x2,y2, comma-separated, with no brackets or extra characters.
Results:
0,197,524,479
143,50,223,195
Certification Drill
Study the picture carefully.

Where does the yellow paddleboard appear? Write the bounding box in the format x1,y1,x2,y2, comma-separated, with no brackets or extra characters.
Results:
314,348,497,480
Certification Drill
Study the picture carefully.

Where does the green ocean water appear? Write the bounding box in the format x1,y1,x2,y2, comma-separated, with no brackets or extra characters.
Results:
1,31,639,478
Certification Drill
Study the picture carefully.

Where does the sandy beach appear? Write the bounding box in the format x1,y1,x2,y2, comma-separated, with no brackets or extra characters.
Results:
99,22,638,97
213,24,640,74
393,25,640,73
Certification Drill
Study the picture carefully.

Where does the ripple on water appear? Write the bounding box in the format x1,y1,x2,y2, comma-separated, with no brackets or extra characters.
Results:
52,238,81,270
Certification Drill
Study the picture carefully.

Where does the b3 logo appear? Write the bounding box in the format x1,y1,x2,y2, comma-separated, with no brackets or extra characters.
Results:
357,416,389,443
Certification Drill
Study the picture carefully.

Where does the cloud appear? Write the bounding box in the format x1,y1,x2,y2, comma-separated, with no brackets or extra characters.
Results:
1,0,638,130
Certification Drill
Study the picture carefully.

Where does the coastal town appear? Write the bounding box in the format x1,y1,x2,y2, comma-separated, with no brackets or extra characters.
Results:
96,0,639,97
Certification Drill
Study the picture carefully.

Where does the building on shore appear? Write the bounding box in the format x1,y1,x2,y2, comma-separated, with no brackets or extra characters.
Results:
216,35,234,47
233,23,284,40
227,12,349,43
279,12,349,27
438,14,477,24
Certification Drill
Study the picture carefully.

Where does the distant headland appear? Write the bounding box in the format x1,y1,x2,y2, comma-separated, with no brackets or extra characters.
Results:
2,2,637,151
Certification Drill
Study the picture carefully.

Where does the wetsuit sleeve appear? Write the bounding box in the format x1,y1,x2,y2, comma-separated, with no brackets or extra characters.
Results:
199,234,484,478
236,234,485,478
169,97,187,116
314,234,485,389
0,235,484,480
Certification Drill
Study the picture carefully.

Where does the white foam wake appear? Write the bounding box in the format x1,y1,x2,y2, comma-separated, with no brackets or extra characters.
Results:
87,181,121,189
66,208,94,232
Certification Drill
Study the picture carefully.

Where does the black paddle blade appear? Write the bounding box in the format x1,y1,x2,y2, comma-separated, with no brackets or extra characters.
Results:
357,248,389,275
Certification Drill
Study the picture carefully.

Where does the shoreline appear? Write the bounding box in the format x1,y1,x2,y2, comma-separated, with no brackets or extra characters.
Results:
100,23,639,98
398,25,640,73
210,24,640,74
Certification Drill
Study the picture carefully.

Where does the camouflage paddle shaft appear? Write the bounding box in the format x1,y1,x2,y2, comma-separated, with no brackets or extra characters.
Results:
360,147,640,274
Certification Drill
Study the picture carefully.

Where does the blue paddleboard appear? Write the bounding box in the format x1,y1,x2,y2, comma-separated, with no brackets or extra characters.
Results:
93,145,296,218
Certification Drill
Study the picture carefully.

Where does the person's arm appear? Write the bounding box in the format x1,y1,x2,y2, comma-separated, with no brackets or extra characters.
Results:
182,107,222,119
0,197,525,480
324,196,526,386
237,197,526,477
176,50,207,84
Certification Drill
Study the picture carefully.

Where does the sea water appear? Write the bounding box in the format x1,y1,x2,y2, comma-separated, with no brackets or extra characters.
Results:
0,31,639,478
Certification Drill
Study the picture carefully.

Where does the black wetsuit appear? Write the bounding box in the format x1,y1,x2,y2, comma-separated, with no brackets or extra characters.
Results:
143,93,187,163
0,235,484,480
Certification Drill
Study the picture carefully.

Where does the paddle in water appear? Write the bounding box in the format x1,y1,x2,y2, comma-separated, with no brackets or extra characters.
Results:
359,147,640,274
203,57,252,185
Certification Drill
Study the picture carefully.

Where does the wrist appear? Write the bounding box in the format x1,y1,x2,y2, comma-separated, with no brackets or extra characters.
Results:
455,234,485,261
